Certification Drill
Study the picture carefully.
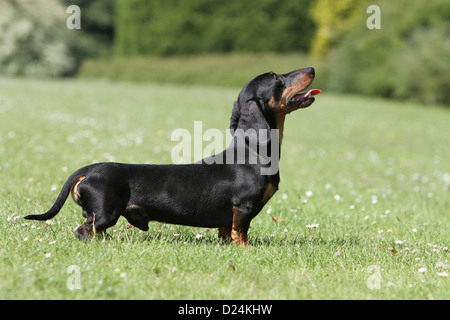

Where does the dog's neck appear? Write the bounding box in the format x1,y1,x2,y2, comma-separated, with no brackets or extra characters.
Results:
275,113,286,148
265,110,287,154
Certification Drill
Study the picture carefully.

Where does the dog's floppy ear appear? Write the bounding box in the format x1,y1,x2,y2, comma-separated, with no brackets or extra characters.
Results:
237,100,270,131
232,100,271,145
230,101,240,131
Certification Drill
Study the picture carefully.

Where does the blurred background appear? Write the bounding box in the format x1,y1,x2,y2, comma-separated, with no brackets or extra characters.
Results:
0,0,449,106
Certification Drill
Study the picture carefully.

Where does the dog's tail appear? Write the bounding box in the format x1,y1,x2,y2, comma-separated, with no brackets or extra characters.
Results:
24,166,90,221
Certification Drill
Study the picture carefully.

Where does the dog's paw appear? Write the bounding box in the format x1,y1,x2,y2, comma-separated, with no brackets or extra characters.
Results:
75,223,93,241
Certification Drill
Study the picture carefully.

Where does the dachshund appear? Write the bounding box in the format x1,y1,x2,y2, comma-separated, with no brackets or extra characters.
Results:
25,67,321,245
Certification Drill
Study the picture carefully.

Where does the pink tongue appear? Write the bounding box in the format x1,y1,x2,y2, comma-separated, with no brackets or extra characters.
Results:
301,89,322,98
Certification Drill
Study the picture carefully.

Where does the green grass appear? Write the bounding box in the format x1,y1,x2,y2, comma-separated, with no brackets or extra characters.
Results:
0,77,449,299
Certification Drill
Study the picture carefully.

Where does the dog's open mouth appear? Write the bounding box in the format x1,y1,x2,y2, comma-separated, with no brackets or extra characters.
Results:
288,88,322,109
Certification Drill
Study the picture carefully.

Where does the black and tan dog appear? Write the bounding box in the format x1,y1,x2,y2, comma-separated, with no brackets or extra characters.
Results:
25,67,321,245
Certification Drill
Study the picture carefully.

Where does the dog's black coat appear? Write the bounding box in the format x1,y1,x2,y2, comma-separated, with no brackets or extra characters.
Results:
25,67,318,245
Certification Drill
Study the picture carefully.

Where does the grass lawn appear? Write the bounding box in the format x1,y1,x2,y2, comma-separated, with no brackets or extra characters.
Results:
0,77,448,299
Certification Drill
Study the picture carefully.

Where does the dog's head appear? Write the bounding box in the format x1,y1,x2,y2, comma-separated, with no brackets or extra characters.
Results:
230,67,320,133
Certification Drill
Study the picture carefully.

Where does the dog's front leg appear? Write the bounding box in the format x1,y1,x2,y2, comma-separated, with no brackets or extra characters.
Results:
218,227,232,241
231,203,252,246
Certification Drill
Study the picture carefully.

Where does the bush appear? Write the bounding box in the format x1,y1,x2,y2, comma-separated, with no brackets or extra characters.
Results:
391,25,450,105
0,0,75,77
327,0,450,105
115,0,316,56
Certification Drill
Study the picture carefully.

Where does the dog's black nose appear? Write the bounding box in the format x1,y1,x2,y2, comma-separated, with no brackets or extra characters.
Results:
304,67,315,76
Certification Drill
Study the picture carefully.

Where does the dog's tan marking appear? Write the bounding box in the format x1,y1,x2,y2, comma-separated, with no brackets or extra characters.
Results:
70,176,85,205
275,112,286,146
125,204,140,211
231,206,249,246
279,72,314,114
268,97,286,145
269,95,276,107
270,74,313,146
262,183,277,204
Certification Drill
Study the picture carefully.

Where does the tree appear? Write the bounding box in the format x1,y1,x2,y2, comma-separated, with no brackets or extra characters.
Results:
309,0,368,57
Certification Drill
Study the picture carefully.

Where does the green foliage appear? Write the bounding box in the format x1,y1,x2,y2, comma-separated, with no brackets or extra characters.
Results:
391,25,450,105
327,0,450,105
0,0,75,77
115,0,316,56
309,0,369,57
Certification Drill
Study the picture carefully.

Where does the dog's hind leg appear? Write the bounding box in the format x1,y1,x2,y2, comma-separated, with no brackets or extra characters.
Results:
74,178,129,240
75,200,125,240
76,222,94,240
75,205,123,240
